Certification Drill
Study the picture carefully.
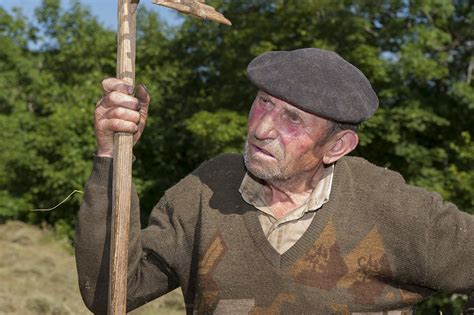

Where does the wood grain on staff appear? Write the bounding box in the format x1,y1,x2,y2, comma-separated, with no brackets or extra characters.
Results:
109,0,138,314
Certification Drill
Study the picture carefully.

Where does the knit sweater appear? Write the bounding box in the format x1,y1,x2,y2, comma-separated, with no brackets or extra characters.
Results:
75,154,474,314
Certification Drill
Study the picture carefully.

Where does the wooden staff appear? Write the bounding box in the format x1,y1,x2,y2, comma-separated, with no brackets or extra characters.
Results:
109,1,230,313
109,1,138,313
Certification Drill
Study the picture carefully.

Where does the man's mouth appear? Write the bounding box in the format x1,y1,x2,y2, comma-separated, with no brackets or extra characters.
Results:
251,144,275,158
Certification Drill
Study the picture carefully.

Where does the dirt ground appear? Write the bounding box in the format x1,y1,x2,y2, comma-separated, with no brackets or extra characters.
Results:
0,221,185,315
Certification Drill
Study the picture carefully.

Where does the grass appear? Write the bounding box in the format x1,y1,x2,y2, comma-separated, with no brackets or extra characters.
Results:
0,221,184,314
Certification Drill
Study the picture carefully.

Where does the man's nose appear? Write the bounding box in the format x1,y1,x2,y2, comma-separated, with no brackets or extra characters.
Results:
254,111,277,140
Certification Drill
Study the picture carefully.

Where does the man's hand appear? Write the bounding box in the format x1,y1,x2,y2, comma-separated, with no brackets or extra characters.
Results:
94,78,150,158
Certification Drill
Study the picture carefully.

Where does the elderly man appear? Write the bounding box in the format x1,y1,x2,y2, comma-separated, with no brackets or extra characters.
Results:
75,48,474,314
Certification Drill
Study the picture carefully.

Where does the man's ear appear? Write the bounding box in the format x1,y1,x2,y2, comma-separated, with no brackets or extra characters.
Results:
323,130,359,164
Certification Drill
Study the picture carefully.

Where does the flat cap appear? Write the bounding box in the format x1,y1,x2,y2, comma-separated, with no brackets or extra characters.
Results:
247,48,378,124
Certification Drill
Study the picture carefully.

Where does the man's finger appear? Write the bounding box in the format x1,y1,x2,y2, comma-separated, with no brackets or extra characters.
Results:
136,84,150,104
101,91,139,110
99,118,138,134
105,107,141,124
101,77,134,95
136,84,150,115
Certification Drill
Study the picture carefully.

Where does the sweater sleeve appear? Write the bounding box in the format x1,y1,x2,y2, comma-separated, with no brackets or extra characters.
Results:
424,192,474,293
74,156,180,314
343,157,474,295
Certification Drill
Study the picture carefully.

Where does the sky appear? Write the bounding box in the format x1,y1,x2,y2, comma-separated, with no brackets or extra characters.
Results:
1,0,183,28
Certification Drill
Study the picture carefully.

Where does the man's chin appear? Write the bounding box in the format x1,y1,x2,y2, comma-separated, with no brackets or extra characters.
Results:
244,157,281,181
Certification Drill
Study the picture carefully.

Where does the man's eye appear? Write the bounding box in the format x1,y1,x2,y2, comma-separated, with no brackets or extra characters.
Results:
287,113,302,124
260,97,272,108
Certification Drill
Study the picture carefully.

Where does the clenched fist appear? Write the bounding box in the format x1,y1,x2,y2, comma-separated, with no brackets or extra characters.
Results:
94,78,150,158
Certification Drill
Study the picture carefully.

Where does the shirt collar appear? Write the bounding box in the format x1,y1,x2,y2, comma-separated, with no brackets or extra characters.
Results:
239,164,334,219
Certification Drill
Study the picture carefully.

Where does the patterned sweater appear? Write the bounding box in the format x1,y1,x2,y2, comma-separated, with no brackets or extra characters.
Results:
75,154,474,314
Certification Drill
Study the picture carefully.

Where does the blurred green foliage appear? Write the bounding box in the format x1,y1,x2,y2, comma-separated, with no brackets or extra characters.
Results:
0,0,472,313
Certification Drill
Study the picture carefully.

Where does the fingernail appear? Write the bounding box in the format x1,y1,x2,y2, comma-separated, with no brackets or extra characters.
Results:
140,84,148,93
128,86,134,94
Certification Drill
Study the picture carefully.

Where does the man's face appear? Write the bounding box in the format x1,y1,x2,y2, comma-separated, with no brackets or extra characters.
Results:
244,91,335,181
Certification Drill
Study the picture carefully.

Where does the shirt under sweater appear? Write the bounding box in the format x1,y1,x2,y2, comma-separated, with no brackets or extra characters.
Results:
75,154,474,314
239,164,334,254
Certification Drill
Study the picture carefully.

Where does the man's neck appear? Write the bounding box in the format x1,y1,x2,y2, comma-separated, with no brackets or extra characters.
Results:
263,165,327,219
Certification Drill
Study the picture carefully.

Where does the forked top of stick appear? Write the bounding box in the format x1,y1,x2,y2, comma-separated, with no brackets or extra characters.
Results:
153,0,232,25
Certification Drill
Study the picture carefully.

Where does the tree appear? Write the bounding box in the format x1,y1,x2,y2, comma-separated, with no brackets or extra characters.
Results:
0,0,471,312
0,0,117,236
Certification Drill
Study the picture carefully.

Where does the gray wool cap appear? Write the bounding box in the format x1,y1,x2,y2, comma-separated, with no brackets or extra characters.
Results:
247,48,379,124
